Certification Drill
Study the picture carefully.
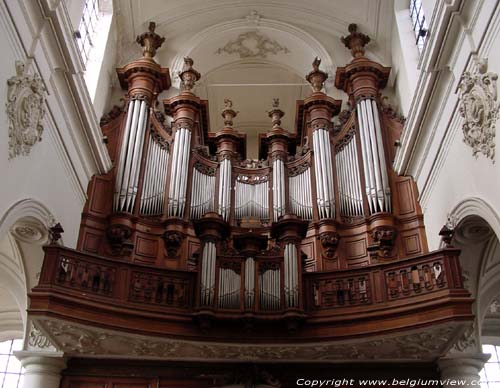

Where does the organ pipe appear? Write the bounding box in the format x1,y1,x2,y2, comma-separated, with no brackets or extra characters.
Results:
312,128,335,219
114,98,149,213
217,158,232,221
218,266,240,309
190,165,215,219
289,166,313,219
140,131,170,215
259,266,280,311
234,177,269,221
272,158,286,221
244,257,255,309
200,241,216,306
168,127,192,217
284,243,298,308
335,133,364,217
356,99,390,214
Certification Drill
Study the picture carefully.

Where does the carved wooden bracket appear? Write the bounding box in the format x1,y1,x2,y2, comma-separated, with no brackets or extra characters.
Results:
319,231,340,259
106,224,134,255
163,230,184,259
369,227,397,259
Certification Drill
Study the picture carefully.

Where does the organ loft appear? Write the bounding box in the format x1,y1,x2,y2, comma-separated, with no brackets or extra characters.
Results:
29,22,473,387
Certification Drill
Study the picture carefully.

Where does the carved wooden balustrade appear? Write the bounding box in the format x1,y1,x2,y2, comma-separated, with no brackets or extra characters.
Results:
30,244,472,339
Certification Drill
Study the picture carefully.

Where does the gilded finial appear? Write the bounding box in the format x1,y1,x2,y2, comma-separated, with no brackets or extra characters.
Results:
306,57,328,93
268,98,284,128
136,22,165,59
178,57,201,93
221,98,238,127
341,23,370,58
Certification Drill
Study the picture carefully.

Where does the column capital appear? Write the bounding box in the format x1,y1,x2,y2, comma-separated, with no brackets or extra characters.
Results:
438,353,490,387
15,350,66,375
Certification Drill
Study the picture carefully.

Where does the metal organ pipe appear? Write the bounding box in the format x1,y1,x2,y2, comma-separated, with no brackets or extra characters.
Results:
200,241,216,306
235,178,269,221
272,158,286,221
114,99,149,213
312,128,334,219
245,257,255,309
284,243,298,308
356,99,391,214
140,131,170,215
335,134,364,217
217,158,231,221
190,167,215,219
168,128,192,217
289,165,313,220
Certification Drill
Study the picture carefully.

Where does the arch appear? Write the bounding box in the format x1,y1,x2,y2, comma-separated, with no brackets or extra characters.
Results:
0,198,58,244
169,16,335,86
447,197,500,244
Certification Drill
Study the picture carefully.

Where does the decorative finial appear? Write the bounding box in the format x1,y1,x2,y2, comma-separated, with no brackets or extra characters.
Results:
136,22,165,59
178,57,201,93
49,223,64,245
305,57,328,93
221,98,238,127
268,98,284,128
341,23,370,58
439,215,457,247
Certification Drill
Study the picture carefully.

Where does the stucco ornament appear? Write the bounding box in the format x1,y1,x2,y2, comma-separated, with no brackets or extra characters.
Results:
6,61,46,159
216,31,290,59
458,58,498,161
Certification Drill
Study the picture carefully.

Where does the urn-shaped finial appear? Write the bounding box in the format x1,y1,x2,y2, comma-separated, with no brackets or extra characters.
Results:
221,98,238,127
306,57,328,93
136,22,165,59
178,57,201,93
340,23,370,58
268,98,285,128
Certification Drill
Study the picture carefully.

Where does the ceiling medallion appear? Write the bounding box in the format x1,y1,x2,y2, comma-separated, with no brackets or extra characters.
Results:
458,58,498,161
215,31,290,59
11,219,48,244
6,61,46,159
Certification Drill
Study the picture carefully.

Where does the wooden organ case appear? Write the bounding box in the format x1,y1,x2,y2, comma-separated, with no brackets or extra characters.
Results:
30,23,474,388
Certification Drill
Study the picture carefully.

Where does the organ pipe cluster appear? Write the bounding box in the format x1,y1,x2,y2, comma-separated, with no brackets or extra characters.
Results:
168,127,192,217
114,97,149,213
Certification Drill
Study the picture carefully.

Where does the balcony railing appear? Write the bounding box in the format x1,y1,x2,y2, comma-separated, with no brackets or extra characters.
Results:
30,245,472,340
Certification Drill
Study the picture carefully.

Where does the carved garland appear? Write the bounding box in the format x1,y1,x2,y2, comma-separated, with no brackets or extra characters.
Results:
458,59,498,161
237,174,269,184
288,161,310,177
7,61,46,159
194,161,216,176
334,126,356,153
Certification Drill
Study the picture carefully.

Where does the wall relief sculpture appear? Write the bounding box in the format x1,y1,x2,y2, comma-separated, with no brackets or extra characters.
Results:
216,31,290,59
458,58,498,161
6,60,46,159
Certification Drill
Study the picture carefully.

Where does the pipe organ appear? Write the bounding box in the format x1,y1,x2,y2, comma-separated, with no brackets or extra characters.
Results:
80,22,429,327
140,130,170,215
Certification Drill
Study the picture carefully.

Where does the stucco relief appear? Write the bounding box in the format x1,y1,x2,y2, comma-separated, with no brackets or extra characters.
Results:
458,58,498,161
6,61,46,159
216,31,290,59
38,318,465,362
27,322,57,352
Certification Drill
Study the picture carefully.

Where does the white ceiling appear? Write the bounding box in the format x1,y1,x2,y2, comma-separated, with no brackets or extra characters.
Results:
113,0,395,158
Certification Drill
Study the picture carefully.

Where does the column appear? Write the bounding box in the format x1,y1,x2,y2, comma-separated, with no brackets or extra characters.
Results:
438,353,490,388
16,352,66,388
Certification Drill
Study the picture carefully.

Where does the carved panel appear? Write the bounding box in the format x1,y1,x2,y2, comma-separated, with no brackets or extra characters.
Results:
83,232,102,253
6,61,46,159
402,234,421,256
129,271,190,308
89,177,112,215
396,179,416,215
458,58,498,160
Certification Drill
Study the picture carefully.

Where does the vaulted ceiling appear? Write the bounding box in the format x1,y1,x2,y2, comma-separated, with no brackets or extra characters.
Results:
113,0,395,158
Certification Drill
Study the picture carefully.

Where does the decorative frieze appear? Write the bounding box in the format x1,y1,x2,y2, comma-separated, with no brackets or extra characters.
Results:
6,61,46,159
459,58,498,161
216,30,290,59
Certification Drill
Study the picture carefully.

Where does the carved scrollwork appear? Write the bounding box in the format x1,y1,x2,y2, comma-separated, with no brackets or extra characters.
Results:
7,61,46,159
194,161,216,176
288,161,310,177
334,126,356,153
100,105,124,126
458,58,498,161
333,108,353,134
237,174,269,184
259,261,281,273
239,159,269,168
28,322,56,351
151,128,170,151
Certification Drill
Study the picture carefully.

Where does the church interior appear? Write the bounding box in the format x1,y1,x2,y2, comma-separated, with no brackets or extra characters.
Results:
1,0,500,387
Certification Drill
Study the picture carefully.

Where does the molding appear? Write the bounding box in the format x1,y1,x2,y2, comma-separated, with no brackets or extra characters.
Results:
34,317,468,363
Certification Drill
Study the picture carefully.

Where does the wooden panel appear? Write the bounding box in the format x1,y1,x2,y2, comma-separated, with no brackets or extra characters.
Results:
345,238,367,259
89,177,112,215
112,384,153,388
135,236,158,258
62,377,108,388
402,234,422,256
396,179,416,215
83,232,102,253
